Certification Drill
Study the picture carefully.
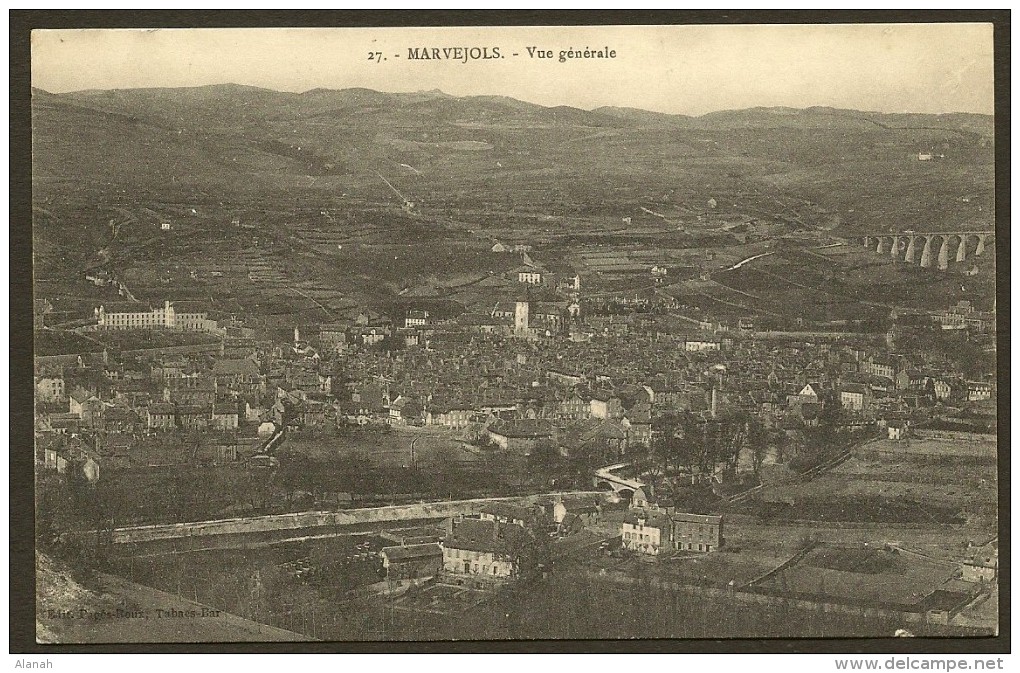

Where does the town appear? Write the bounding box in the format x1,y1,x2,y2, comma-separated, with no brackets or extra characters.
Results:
35,224,998,641
29,56,997,642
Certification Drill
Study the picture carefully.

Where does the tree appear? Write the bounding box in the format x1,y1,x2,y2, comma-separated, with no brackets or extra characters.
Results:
747,418,769,478
817,390,844,437
527,440,563,487
274,449,321,501
244,470,273,513
502,526,549,581
626,442,651,472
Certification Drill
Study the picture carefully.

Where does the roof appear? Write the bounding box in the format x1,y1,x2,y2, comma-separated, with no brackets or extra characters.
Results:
101,301,153,314
48,416,81,429
68,386,93,403
622,509,672,529
489,418,553,439
561,417,627,446
457,313,501,327
841,383,870,395
671,511,723,525
625,408,652,424
380,543,443,562
213,358,260,377
148,402,175,415
480,502,535,522
172,301,209,314
104,407,137,421
444,518,531,556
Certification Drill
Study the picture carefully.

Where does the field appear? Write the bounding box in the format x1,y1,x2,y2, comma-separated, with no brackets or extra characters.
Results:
32,87,996,336
772,439,997,520
716,436,997,575
708,243,995,326
749,543,967,612
282,426,483,469
656,550,784,588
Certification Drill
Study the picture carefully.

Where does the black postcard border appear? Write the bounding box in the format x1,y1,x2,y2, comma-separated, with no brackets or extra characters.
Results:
9,8,1011,655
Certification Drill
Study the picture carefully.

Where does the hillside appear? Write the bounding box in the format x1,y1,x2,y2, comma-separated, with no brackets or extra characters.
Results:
30,84,995,325
36,552,309,643
32,84,994,235
33,85,995,231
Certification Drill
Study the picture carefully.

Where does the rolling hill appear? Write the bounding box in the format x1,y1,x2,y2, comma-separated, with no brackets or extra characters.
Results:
32,84,994,233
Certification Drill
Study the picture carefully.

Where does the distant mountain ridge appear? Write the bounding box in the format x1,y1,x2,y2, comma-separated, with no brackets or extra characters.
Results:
30,82,994,237
33,84,993,135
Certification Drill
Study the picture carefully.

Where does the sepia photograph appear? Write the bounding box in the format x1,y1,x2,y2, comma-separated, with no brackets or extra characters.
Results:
21,15,1003,649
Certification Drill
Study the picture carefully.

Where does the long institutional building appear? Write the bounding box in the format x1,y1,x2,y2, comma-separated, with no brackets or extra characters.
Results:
95,300,217,331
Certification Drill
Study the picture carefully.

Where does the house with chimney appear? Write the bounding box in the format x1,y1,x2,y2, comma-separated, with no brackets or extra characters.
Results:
621,508,672,556
441,516,533,582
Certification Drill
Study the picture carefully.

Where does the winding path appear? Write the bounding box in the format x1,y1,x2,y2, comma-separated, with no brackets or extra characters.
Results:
725,251,775,271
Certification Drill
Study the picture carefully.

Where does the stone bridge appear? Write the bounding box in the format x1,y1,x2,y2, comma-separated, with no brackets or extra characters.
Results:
593,463,645,499
859,231,994,271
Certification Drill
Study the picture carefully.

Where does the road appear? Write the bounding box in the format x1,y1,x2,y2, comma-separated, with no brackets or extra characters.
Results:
725,251,775,271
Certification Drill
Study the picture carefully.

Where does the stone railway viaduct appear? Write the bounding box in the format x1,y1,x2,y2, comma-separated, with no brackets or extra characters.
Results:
858,231,994,271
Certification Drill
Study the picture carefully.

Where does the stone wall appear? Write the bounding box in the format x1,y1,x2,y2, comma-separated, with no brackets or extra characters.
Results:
109,491,603,544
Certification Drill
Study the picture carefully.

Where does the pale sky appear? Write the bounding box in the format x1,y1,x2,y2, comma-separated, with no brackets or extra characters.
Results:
31,24,995,116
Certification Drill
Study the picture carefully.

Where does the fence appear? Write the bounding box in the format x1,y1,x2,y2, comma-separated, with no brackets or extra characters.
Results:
582,568,985,630
913,429,996,444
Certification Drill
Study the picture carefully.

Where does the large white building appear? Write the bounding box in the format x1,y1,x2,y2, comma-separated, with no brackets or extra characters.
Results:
684,339,722,353
517,270,544,285
95,301,217,332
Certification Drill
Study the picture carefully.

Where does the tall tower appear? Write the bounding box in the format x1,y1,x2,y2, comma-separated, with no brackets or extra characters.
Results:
514,301,529,335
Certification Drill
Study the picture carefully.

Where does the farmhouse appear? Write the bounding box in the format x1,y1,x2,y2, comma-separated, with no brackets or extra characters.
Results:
379,543,444,582
486,418,554,454
441,517,530,581
671,512,724,553
621,508,671,556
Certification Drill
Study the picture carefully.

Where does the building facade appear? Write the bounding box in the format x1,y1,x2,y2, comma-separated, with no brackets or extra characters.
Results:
671,512,724,552
96,300,216,331
35,377,65,403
